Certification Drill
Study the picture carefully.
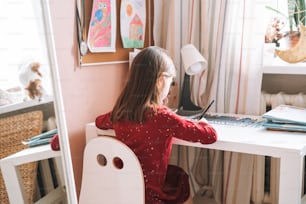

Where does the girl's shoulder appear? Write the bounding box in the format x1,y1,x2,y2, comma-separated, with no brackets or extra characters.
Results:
150,106,182,120
152,106,173,114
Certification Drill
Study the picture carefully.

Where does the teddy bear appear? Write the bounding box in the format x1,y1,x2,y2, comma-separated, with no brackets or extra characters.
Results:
19,61,46,101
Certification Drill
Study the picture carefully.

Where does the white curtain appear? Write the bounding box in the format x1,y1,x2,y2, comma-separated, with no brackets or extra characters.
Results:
206,2,265,203
154,0,270,203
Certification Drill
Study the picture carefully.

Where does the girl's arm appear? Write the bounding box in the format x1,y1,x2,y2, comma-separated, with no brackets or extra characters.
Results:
95,111,113,129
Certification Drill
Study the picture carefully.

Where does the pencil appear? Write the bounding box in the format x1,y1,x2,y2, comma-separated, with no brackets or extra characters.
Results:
199,99,215,119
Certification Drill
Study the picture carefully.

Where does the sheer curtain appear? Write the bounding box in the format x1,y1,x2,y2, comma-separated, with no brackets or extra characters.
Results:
154,0,268,203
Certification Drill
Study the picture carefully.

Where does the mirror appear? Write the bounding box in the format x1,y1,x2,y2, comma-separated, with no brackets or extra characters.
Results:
0,0,76,203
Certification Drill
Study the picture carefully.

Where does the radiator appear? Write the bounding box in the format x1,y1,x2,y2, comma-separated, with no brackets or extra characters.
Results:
259,92,306,204
260,92,306,113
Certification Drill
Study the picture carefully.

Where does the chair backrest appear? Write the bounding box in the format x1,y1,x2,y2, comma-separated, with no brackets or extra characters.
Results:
79,136,145,204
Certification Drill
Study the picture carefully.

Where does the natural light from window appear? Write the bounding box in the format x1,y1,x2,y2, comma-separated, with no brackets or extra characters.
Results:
0,0,52,98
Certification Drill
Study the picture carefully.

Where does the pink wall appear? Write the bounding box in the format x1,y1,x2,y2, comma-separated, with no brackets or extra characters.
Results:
50,1,128,197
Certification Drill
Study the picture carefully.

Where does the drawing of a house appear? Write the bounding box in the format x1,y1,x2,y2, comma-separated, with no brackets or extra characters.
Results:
129,14,143,41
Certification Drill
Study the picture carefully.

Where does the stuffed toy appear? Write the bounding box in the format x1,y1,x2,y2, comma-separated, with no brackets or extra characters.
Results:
19,61,46,101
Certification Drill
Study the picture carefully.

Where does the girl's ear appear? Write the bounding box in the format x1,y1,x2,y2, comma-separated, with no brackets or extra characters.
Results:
156,75,164,90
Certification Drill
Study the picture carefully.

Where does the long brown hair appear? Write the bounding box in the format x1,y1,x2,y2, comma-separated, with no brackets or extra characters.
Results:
110,46,171,123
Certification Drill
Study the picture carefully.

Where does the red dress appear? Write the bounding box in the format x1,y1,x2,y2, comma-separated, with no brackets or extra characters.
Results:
95,106,217,204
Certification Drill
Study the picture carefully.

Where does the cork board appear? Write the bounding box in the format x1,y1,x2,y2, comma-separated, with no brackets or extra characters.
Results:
79,0,153,65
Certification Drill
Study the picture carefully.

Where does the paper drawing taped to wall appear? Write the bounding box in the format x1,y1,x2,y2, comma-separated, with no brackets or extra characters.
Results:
87,0,116,52
120,0,146,48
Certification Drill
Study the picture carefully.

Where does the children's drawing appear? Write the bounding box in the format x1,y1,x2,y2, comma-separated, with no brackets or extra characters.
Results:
120,0,146,48
87,0,116,52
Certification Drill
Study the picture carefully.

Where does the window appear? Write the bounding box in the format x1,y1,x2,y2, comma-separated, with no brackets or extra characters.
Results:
264,0,306,66
0,0,52,99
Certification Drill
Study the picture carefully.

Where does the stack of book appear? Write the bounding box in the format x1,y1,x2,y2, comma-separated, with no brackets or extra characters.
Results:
262,105,306,132
22,129,58,147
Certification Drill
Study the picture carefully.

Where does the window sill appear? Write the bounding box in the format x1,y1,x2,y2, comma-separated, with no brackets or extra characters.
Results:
263,43,306,75
0,95,54,115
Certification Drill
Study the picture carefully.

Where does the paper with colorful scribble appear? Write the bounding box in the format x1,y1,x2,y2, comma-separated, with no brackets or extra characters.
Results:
87,0,116,52
120,0,146,48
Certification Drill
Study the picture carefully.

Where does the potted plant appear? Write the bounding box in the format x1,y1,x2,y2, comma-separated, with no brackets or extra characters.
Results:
288,0,305,31
265,0,306,48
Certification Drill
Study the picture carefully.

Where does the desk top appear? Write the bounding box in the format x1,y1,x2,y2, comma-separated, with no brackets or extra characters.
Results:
86,121,306,158
174,124,306,157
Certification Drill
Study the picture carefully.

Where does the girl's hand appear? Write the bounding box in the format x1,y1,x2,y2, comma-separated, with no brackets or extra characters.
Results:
199,117,208,123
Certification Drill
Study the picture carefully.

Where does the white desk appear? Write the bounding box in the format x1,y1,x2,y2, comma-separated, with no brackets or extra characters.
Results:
86,122,306,204
0,145,64,204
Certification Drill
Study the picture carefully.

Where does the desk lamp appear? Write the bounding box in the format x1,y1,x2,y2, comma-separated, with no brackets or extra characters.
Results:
177,44,208,116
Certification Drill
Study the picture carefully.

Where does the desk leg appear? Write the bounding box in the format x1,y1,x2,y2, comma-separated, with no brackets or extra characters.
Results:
279,154,304,204
1,161,27,204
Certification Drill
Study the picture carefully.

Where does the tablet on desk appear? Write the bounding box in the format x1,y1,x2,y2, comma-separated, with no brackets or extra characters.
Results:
205,114,264,127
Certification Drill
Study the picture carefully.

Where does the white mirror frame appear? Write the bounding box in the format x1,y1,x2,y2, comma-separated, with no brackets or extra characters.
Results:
42,0,78,203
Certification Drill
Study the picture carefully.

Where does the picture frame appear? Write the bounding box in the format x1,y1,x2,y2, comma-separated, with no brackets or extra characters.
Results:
87,0,116,53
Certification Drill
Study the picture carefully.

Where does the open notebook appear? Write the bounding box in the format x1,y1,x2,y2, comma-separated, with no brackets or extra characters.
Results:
177,110,264,127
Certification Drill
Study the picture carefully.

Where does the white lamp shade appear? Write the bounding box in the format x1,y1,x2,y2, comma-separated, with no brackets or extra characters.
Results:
181,44,207,75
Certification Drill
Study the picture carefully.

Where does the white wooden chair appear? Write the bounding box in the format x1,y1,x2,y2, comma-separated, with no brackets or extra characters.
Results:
79,136,145,204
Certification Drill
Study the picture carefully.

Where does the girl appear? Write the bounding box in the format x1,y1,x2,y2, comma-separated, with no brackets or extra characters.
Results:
96,46,217,204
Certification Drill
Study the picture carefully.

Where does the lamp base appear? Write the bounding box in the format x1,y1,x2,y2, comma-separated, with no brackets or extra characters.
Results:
177,73,204,118
176,108,204,118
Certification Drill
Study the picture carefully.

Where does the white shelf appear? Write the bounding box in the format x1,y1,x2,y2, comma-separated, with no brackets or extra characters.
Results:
0,95,54,115
262,44,306,75
263,64,306,75
0,144,62,204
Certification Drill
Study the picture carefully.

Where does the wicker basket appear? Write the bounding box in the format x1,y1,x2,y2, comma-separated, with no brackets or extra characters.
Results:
0,110,43,204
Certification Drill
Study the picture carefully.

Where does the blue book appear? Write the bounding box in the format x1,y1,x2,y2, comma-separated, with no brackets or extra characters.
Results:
262,105,306,132
262,121,306,132
22,129,57,147
262,105,306,126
